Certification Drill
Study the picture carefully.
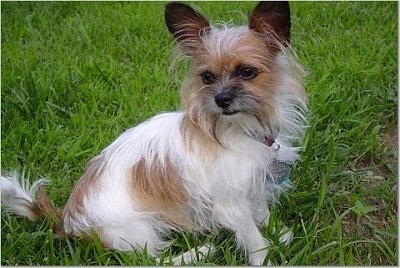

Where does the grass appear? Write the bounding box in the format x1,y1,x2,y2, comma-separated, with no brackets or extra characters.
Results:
1,1,397,265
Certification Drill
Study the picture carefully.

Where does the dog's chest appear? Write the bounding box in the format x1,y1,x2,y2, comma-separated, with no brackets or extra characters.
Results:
202,139,274,189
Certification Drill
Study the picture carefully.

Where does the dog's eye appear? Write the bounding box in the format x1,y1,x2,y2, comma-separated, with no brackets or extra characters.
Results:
200,71,216,85
238,67,258,80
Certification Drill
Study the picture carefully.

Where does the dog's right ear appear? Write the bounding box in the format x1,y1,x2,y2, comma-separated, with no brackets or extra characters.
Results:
165,2,210,54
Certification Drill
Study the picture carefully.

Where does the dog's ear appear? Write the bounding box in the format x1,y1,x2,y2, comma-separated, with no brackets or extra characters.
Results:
249,1,291,50
165,2,210,54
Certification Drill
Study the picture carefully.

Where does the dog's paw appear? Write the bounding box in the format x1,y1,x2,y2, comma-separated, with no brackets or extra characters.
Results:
269,224,293,246
157,243,215,265
249,252,267,266
278,226,293,246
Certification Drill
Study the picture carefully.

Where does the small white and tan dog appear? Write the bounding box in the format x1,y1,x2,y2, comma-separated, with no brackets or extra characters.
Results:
1,1,308,265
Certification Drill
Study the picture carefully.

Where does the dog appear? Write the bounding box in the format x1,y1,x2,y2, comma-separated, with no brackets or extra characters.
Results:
1,1,308,265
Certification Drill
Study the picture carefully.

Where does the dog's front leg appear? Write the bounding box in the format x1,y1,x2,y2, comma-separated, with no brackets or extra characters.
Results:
214,200,270,265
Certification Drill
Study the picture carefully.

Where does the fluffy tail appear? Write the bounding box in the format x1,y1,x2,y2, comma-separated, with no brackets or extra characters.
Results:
1,173,61,230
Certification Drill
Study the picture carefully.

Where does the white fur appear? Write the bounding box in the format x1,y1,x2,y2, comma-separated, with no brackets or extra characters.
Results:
61,112,278,262
157,243,215,265
1,173,48,221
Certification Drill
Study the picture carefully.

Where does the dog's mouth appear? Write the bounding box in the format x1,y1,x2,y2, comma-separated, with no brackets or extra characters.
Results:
221,109,240,116
214,94,258,117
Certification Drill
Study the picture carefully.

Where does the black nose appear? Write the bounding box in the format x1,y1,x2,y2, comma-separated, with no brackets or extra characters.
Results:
215,91,234,108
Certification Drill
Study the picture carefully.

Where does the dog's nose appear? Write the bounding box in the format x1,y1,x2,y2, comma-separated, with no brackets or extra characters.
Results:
215,91,234,108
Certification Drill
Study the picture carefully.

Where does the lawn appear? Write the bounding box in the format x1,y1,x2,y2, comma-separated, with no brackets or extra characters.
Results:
1,1,397,265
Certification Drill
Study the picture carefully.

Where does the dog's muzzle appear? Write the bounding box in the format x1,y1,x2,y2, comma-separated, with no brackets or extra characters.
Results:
214,91,240,115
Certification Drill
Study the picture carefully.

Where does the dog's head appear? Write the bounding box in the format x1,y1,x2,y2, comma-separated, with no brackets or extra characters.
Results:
165,2,304,142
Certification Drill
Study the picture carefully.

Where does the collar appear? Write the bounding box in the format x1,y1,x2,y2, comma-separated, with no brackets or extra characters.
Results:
264,137,281,151
263,137,290,185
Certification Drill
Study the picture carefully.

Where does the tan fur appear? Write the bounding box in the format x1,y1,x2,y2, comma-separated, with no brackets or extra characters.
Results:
180,114,220,161
35,188,60,223
21,187,60,234
130,156,192,229
62,155,105,220
180,78,219,143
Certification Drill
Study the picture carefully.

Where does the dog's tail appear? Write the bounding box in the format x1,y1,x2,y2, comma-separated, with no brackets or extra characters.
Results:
1,173,62,232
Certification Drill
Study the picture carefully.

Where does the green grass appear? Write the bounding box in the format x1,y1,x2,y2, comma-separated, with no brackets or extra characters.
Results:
1,1,397,265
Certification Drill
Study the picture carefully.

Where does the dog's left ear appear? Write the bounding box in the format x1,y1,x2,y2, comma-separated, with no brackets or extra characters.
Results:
165,2,210,55
249,1,291,50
